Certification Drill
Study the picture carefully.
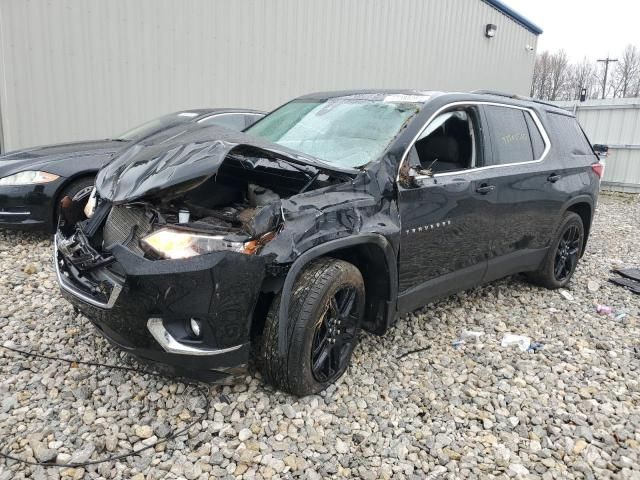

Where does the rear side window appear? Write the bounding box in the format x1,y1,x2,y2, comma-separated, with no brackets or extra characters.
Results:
483,105,545,166
545,113,593,156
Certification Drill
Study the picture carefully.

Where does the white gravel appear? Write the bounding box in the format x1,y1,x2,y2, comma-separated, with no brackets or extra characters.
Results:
1,192,639,479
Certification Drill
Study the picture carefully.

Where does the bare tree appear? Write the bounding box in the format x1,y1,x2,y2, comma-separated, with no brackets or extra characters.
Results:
567,58,598,100
548,50,570,100
530,57,540,97
612,45,640,97
532,46,640,100
531,51,552,99
531,50,571,100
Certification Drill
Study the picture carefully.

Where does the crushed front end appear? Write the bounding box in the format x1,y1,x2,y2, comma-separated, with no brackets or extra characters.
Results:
54,128,355,382
55,200,271,382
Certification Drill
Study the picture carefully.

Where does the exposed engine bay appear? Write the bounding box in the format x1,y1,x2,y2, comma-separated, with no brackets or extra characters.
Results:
100,181,283,257
60,151,349,264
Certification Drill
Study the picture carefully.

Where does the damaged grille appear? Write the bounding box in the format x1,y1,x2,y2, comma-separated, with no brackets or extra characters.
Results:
103,206,154,254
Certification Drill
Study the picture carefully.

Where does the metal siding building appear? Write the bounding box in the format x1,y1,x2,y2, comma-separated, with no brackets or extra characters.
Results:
0,0,540,152
554,99,640,193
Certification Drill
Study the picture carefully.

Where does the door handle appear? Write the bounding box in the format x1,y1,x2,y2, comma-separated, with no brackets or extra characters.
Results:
547,174,561,183
475,184,495,194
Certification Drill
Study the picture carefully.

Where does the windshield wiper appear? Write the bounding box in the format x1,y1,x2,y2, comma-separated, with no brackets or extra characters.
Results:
299,172,321,193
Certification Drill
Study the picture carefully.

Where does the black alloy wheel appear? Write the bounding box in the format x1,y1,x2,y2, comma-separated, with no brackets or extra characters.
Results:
311,286,359,383
554,224,581,282
259,258,365,396
525,211,584,289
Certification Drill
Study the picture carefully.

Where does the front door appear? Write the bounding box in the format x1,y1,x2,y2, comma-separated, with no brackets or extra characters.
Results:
396,105,495,313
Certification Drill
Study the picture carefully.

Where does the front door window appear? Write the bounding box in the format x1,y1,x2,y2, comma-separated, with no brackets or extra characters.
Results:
410,108,481,174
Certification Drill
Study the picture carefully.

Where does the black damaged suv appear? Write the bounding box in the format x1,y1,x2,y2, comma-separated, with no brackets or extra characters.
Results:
55,90,602,395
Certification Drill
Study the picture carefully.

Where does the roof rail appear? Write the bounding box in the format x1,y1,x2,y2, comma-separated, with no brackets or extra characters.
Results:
471,90,562,110
472,89,517,98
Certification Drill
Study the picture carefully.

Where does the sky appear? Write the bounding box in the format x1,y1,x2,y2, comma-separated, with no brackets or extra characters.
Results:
505,0,640,61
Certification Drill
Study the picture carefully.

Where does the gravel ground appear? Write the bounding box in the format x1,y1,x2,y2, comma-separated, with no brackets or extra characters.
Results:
1,192,639,480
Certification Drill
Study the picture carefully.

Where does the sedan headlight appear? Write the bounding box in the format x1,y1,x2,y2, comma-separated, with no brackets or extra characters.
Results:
141,228,273,259
0,170,60,186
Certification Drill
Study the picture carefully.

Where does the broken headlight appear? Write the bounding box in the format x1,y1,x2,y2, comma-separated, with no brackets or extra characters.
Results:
141,228,272,259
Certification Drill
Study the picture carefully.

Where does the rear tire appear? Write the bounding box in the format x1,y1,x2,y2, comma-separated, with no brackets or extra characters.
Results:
526,211,584,289
259,258,365,396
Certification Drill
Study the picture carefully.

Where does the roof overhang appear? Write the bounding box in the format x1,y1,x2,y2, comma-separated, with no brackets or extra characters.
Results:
482,0,543,35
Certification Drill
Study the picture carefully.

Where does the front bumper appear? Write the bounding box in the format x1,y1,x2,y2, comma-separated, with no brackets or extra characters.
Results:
0,180,64,231
54,233,267,382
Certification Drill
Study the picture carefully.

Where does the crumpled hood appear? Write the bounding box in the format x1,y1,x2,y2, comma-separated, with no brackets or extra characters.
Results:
96,124,357,204
0,139,126,178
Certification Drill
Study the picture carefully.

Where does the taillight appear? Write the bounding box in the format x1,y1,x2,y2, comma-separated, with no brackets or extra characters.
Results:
591,162,604,179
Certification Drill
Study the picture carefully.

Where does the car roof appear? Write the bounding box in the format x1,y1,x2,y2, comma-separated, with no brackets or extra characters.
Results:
292,89,572,117
464,90,573,116
296,89,444,103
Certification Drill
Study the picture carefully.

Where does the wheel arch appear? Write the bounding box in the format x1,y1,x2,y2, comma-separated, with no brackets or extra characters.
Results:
51,171,97,230
564,196,594,256
276,234,398,353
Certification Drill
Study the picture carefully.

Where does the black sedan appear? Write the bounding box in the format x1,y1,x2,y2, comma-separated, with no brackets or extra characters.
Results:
0,108,265,231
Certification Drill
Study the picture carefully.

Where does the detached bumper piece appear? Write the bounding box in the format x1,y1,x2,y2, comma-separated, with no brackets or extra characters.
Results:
609,268,640,295
54,231,266,383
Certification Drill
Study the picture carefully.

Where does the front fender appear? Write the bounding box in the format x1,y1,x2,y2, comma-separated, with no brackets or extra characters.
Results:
276,233,397,353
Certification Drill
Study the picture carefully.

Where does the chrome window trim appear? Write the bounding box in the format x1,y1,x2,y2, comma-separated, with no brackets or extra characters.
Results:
0,211,31,216
397,101,552,181
196,112,248,124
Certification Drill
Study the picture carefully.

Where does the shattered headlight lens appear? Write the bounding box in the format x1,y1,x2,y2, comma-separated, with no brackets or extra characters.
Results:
0,171,60,186
141,228,268,259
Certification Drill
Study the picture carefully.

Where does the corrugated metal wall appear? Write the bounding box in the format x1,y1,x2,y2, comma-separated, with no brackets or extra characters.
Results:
555,98,640,193
0,0,537,152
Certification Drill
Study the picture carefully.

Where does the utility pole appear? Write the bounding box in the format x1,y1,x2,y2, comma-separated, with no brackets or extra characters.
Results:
597,57,618,99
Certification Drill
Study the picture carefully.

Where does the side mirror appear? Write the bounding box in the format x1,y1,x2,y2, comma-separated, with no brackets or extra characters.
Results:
411,166,434,178
399,159,432,189
593,144,609,157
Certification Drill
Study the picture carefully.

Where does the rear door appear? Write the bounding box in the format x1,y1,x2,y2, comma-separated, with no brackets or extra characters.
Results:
479,104,565,280
397,104,497,312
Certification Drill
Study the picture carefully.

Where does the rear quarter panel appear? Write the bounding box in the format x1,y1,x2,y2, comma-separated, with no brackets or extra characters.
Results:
540,109,599,230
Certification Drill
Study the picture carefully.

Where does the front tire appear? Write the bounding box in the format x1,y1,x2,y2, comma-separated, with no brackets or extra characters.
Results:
259,258,365,396
55,177,95,228
62,177,95,203
526,211,584,289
